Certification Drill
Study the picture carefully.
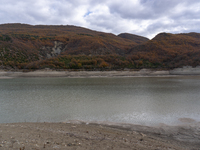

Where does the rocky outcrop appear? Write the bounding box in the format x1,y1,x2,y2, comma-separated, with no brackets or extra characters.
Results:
40,41,68,59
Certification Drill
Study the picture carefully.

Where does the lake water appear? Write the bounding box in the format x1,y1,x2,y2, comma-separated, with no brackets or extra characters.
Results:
0,76,200,126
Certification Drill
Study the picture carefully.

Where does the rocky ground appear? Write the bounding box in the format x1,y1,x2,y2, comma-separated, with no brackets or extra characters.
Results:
0,122,200,150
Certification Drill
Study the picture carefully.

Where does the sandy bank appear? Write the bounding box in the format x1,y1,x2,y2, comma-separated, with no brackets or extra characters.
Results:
1,66,200,78
0,122,199,150
0,70,170,78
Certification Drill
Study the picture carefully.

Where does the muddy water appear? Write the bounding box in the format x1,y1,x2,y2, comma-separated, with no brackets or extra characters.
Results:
0,76,200,125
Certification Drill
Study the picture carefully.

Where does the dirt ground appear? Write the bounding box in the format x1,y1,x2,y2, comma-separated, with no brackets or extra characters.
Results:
0,122,200,150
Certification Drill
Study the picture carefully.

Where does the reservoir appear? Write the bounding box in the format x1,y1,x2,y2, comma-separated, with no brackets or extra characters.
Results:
0,76,200,125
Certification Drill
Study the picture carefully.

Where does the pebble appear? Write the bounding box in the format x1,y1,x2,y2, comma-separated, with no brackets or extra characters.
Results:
53,145,60,149
67,143,72,146
140,133,146,137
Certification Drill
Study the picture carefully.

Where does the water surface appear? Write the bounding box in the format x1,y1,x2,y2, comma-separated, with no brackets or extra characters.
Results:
0,76,200,125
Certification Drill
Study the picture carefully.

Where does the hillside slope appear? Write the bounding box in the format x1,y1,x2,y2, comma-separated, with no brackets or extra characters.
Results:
127,32,200,68
118,33,149,44
0,23,136,57
0,23,138,69
0,24,200,70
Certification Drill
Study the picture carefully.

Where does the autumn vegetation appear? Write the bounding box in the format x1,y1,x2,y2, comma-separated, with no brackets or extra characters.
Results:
0,23,200,70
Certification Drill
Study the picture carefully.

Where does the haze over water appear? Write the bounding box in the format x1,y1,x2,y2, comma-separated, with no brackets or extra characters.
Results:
0,76,200,126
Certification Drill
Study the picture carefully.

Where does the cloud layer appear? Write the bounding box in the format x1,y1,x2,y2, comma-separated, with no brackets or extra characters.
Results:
0,0,200,38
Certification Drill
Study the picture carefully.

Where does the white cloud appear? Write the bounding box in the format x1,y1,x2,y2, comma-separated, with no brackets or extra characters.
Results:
0,0,200,38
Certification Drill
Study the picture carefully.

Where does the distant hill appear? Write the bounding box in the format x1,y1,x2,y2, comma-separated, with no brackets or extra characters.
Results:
181,32,200,39
118,33,149,44
0,23,200,70
127,32,200,68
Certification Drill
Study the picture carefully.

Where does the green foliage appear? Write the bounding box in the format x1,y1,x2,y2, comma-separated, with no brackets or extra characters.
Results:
77,33,93,37
0,34,12,42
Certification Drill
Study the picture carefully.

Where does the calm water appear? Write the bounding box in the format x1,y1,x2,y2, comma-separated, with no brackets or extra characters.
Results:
0,76,200,125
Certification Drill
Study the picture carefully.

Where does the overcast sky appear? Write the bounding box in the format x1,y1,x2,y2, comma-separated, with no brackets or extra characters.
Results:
0,0,200,38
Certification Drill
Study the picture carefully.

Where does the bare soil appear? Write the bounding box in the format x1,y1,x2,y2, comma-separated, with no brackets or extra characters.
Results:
0,122,200,150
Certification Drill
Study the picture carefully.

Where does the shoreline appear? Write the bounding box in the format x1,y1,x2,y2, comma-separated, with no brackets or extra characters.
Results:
0,121,199,149
1,69,200,78
1,68,200,149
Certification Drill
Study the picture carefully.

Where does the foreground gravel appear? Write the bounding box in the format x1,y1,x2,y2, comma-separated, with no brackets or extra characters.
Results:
0,122,199,150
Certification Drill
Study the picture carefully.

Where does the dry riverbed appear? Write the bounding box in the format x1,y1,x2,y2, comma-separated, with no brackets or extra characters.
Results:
0,122,200,150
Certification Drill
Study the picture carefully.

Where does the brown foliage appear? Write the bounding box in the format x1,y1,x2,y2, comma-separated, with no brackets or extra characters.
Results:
0,24,200,70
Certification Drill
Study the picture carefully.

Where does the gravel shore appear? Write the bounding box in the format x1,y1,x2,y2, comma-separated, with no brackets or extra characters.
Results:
1,68,200,78
0,122,200,150
0,70,170,78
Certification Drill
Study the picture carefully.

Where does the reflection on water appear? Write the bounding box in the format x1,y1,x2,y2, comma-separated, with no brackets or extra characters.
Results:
0,76,200,125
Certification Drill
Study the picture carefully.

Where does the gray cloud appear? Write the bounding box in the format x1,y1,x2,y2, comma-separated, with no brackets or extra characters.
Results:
0,0,200,38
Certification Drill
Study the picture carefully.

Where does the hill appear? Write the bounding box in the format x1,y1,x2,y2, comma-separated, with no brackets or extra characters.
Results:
0,23,200,70
0,23,137,69
0,23,136,56
118,33,149,44
127,32,200,68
